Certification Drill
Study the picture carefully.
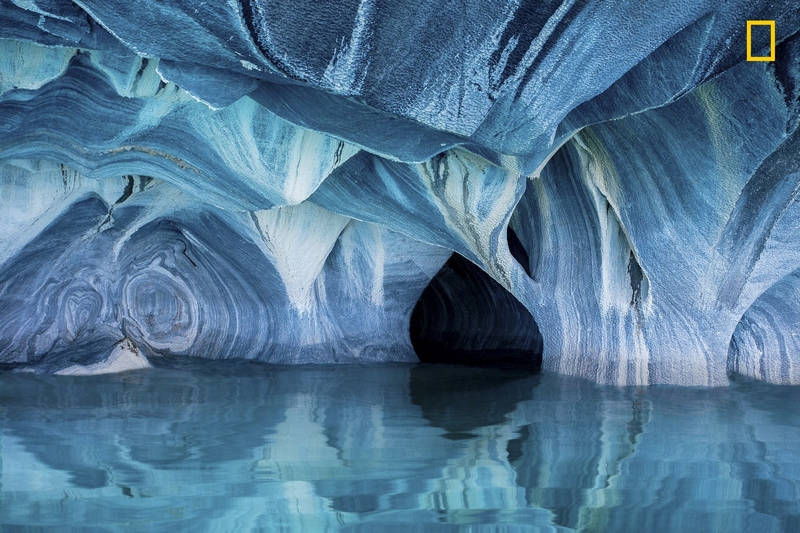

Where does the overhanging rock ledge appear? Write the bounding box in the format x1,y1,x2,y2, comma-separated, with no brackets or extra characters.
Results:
1,0,799,385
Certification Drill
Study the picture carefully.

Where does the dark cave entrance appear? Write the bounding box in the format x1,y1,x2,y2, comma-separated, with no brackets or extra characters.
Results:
410,228,543,370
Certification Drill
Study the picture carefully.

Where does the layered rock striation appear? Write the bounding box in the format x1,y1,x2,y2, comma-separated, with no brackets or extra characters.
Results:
0,0,798,384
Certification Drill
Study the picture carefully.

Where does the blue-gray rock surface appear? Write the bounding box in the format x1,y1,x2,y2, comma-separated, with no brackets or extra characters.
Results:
0,0,799,385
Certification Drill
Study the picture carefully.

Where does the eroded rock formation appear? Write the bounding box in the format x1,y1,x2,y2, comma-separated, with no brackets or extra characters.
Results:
0,0,798,384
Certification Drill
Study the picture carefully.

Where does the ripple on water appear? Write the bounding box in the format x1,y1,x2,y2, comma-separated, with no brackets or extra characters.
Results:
1,360,799,531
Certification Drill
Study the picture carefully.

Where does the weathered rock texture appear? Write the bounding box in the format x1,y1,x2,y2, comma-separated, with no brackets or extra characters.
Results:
0,0,798,384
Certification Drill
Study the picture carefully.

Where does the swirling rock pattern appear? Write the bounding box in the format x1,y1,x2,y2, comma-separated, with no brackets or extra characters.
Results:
0,0,799,384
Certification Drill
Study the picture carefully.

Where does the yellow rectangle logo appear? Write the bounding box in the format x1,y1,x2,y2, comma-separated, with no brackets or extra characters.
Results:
747,20,776,61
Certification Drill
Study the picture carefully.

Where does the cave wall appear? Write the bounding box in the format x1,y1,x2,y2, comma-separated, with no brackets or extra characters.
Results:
0,0,799,384
0,161,451,370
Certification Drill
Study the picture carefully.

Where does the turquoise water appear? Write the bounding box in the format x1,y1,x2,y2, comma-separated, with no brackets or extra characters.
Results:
1,359,799,532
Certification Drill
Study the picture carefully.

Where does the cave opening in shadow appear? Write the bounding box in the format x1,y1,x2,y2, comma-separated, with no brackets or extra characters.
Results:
410,228,543,370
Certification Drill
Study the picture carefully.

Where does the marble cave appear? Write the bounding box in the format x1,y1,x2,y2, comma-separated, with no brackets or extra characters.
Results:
1,0,800,387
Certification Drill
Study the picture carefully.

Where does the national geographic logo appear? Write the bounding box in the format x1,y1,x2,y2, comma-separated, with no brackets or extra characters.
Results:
746,20,776,61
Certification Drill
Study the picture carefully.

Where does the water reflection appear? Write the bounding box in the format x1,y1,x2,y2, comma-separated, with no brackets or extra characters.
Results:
1,360,799,531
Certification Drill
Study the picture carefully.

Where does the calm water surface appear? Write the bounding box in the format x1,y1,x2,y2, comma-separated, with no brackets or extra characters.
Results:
1,359,799,531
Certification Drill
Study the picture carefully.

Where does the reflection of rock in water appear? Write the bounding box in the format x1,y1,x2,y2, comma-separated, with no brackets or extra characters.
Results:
506,379,654,530
409,364,539,439
2,365,800,528
0,358,285,492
